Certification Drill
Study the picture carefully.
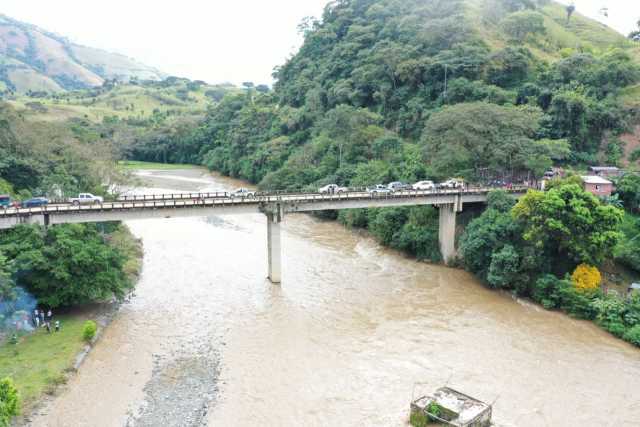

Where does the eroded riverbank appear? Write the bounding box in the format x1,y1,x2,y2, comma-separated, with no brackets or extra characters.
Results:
28,168,640,427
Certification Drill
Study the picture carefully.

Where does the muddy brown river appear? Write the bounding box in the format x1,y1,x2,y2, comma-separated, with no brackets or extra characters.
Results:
29,168,640,427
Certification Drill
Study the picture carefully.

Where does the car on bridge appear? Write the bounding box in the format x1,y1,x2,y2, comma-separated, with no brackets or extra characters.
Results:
438,178,464,189
70,193,104,205
412,180,436,190
21,197,49,208
319,184,348,194
231,188,256,198
0,195,12,210
387,181,412,192
367,184,392,195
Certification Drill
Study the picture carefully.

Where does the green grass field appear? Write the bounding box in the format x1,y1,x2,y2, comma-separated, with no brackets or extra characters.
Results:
0,314,89,410
118,160,200,170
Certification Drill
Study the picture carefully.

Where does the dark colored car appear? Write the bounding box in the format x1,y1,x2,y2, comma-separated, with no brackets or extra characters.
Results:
0,195,10,209
21,197,49,208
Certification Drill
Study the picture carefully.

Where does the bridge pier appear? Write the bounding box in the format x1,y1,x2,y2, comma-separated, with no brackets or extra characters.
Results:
438,203,458,265
266,210,282,284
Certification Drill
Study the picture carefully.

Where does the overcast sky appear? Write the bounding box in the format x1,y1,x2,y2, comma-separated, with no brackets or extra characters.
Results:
1,0,638,85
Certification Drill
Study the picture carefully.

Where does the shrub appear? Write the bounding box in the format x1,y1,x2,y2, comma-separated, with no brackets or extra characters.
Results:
338,208,368,229
623,325,640,346
571,264,601,292
409,410,429,427
592,295,628,337
427,401,443,422
82,320,97,342
0,377,19,427
624,294,640,327
558,281,599,320
532,274,563,308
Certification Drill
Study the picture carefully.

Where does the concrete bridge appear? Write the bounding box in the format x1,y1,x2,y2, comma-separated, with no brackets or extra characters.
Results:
0,188,527,283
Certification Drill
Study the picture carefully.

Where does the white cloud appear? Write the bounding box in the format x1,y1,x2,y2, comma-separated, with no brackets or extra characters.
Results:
556,0,639,35
2,1,638,85
2,0,331,85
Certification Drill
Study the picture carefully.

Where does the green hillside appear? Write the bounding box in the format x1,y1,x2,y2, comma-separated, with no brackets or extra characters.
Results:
0,14,165,94
133,0,638,179
6,78,236,122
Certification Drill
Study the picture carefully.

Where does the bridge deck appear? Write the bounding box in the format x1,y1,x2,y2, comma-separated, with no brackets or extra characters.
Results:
0,187,528,229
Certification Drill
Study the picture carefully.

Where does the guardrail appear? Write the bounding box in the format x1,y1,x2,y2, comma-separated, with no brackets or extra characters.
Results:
0,186,531,218
113,185,530,202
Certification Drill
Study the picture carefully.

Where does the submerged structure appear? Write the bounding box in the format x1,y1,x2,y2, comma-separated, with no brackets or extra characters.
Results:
410,387,492,427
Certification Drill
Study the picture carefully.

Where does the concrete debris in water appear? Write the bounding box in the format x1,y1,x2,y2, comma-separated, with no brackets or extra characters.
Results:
410,387,492,427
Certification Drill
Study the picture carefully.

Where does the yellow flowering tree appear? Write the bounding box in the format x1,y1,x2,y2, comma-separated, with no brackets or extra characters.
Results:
571,264,601,292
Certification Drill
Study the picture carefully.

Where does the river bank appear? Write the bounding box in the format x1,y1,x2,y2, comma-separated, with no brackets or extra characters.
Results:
26,167,640,427
0,224,142,425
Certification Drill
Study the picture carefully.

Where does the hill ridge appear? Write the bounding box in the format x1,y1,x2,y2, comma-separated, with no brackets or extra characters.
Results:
0,14,166,94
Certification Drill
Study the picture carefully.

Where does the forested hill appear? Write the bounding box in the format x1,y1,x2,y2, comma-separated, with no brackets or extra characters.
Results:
138,0,640,190
0,14,165,94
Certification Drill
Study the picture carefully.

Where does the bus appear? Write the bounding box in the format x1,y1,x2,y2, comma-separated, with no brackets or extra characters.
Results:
0,195,11,209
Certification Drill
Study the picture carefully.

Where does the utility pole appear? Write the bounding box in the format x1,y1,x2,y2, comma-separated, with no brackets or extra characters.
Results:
441,62,475,103
443,64,448,103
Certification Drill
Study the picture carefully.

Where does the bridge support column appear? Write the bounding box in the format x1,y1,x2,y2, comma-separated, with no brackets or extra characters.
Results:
266,211,282,284
438,203,457,265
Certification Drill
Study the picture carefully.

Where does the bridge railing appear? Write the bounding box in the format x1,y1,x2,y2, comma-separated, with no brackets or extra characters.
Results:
114,185,531,202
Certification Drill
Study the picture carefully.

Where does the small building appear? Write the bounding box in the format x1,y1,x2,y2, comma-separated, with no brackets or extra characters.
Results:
588,166,622,178
629,283,640,297
581,175,613,197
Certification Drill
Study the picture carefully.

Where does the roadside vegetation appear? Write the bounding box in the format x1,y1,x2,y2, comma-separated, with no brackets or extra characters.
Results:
0,86,145,422
0,222,142,421
0,315,90,415
460,183,640,347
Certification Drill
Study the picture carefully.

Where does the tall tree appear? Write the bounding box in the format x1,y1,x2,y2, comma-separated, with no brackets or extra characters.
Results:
512,184,623,267
421,102,555,179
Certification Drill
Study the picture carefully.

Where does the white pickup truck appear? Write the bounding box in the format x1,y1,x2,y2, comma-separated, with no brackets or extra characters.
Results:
69,193,104,205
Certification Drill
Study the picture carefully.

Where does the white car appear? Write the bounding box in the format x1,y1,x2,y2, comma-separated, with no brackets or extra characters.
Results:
69,193,104,205
367,184,391,195
439,179,464,189
412,180,436,190
231,188,256,198
319,184,348,194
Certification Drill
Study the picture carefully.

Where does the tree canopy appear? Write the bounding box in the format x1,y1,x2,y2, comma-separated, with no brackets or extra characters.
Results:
0,224,133,308
421,102,568,179
513,184,623,266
